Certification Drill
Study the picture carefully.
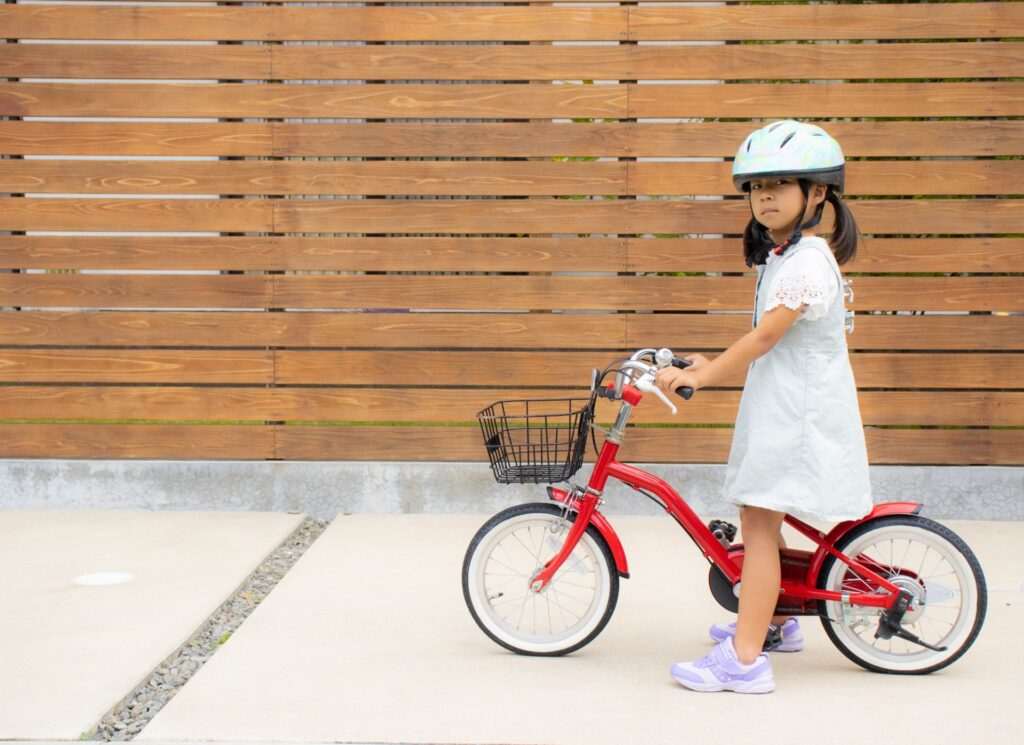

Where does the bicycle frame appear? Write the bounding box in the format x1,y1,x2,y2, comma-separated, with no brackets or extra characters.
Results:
529,383,921,616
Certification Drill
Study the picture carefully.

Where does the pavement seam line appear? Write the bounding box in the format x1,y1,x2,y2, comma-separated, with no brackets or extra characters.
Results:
85,516,330,742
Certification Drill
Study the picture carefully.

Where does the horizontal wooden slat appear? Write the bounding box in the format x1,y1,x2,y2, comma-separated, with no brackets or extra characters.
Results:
0,43,272,80
0,424,273,460
2,387,1020,426
274,426,1024,466
629,5,1018,41
4,197,1016,234
5,159,1020,197
628,83,1023,119
4,423,1018,466
0,274,273,310
0,121,275,157
1,6,630,42
5,83,1021,119
632,314,1024,354
4,121,1021,158
273,351,1024,390
5,42,1019,81
4,236,1021,274
271,276,1023,312
0,198,274,232
13,349,1013,389
271,198,1019,236
2,312,1020,352
2,274,1020,312
0,82,629,119
3,5,1014,42
0,311,633,350
0,350,273,384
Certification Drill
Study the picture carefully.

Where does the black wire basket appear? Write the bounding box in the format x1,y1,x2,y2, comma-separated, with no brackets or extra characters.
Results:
477,397,595,484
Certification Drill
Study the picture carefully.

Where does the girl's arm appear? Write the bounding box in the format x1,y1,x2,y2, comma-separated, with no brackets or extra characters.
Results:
654,304,802,394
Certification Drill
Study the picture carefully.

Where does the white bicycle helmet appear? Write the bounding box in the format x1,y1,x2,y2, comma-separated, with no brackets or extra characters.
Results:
732,120,845,193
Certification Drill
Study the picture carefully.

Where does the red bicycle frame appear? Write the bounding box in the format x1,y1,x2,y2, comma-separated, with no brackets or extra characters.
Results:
529,382,920,616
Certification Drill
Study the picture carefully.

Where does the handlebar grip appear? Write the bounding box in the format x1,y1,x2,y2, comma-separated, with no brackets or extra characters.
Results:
672,357,694,398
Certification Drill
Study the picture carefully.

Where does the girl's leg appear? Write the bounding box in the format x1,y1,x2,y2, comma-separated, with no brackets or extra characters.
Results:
734,506,787,664
771,529,789,626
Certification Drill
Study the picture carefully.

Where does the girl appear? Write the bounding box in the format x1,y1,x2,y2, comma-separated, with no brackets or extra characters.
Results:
654,120,872,693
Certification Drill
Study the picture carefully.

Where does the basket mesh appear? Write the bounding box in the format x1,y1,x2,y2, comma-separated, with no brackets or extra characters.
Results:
476,397,594,484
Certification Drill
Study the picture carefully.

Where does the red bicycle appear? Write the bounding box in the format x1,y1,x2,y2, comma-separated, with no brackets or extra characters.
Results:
463,348,986,674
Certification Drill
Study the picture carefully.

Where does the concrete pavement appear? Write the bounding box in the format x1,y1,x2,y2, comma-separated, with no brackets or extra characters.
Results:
2,510,1022,745
0,511,304,740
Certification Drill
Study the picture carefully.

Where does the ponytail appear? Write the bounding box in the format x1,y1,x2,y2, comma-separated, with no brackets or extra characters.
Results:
827,189,861,266
742,218,774,268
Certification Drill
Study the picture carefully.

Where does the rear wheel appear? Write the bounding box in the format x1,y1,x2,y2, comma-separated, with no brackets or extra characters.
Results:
817,515,986,674
462,502,618,656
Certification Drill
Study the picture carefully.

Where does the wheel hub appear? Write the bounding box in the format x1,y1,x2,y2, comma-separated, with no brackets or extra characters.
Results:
890,575,927,623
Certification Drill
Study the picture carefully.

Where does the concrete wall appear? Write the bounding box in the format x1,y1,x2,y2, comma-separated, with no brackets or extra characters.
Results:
2,460,1021,520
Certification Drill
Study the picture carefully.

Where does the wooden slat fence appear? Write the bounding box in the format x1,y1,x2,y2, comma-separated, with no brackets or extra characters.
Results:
1,0,1021,466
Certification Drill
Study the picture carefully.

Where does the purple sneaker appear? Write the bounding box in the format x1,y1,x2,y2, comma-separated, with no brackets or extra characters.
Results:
671,637,775,694
709,617,804,652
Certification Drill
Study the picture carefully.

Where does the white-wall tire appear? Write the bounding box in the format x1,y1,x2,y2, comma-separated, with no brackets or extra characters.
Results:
462,503,618,656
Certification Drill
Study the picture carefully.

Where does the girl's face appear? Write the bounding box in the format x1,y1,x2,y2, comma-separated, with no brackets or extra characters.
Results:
748,178,826,240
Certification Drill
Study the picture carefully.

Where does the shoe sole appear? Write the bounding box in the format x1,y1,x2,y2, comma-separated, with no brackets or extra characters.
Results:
671,672,776,694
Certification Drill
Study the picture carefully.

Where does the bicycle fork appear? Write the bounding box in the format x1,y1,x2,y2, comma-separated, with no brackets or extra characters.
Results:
528,486,601,592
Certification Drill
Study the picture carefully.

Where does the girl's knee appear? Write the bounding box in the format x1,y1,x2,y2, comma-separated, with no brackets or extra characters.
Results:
740,506,786,535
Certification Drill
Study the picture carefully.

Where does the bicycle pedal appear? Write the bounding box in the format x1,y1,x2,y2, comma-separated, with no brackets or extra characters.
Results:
708,519,738,547
762,624,783,652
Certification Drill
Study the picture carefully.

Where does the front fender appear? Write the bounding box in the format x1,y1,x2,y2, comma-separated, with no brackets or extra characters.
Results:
547,487,630,578
808,501,923,582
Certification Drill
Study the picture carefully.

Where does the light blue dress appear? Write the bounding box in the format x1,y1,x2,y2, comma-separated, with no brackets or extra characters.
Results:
723,237,872,522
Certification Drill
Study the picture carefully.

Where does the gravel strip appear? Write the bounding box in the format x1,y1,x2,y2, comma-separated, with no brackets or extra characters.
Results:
88,516,330,741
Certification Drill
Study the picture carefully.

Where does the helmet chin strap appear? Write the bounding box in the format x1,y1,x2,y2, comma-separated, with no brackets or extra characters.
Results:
748,180,826,266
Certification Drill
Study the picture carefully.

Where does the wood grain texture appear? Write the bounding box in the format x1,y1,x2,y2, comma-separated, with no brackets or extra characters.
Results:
2,312,1020,352
4,159,1019,197
5,42,1018,81
0,424,273,460
14,348,1004,391
5,197,1021,234
4,424,1019,466
4,236,1020,273
2,274,1017,312
5,82,1020,119
0,350,273,384
3,5,1014,42
273,351,1023,390
5,121,1019,158
2,387,1020,426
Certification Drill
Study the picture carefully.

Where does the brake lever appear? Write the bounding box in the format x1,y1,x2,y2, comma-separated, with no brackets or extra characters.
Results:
636,373,677,415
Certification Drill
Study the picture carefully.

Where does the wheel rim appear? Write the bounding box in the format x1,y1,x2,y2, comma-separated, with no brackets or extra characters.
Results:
471,512,609,651
824,525,978,671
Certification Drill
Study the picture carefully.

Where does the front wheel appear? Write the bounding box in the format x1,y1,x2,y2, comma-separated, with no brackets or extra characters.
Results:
462,502,618,656
818,514,986,674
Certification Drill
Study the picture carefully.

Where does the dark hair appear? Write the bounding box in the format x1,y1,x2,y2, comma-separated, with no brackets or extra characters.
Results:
741,185,861,266
826,189,860,266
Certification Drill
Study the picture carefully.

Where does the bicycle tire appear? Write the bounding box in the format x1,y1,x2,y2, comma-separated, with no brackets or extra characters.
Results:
817,514,986,674
462,502,619,656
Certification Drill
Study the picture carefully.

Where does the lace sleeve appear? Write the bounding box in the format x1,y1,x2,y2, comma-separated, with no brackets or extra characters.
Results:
764,249,838,322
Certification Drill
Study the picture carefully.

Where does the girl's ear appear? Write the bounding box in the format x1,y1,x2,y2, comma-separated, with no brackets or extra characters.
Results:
809,182,828,207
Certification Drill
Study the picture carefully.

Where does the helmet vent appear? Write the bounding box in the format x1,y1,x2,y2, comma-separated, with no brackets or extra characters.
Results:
780,132,796,149
769,122,784,132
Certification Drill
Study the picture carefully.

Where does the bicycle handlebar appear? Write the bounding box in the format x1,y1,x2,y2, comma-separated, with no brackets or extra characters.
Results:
610,348,695,415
